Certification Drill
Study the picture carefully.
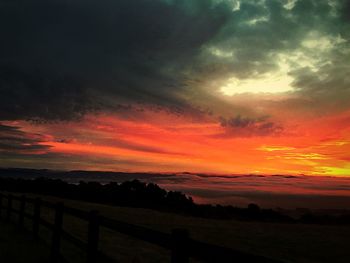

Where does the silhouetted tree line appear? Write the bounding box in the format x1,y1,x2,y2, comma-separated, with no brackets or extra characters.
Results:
0,177,193,209
0,177,349,225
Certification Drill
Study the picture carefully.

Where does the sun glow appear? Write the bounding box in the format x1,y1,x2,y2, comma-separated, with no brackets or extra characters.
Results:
220,74,294,95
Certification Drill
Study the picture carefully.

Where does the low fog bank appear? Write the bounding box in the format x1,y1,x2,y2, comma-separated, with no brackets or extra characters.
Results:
1,168,350,210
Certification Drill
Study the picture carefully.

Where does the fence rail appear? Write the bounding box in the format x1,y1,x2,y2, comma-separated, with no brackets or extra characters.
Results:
0,192,283,263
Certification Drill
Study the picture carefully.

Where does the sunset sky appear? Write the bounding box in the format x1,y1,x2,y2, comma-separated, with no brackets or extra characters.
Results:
1,0,350,178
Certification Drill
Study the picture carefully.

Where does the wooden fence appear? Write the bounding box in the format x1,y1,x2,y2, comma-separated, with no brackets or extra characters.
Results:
0,193,283,263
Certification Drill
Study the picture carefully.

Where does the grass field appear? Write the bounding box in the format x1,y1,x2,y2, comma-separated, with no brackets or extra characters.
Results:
3,192,350,263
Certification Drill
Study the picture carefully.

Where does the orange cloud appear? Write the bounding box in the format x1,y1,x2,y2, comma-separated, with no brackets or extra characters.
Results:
2,109,350,176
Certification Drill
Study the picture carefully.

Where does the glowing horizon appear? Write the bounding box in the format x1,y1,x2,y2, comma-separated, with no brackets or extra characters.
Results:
2,107,350,177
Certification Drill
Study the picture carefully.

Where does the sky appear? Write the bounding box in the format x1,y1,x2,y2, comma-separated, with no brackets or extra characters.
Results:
1,0,350,180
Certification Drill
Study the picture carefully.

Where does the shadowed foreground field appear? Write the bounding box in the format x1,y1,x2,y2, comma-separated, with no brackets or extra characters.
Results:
4,192,350,263
0,221,50,263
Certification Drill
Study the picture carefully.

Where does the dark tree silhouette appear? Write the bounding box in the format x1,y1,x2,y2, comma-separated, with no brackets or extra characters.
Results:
0,172,347,224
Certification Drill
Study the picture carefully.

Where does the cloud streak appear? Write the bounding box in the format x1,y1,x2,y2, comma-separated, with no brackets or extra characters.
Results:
218,115,283,137
0,123,51,154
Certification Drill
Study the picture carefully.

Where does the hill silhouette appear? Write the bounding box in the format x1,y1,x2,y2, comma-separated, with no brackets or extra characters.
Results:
0,168,349,224
0,173,292,222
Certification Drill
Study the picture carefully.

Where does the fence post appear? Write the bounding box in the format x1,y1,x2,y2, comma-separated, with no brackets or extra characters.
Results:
19,195,26,229
0,193,3,219
51,202,64,263
33,197,41,237
87,210,100,263
171,229,189,263
7,194,13,222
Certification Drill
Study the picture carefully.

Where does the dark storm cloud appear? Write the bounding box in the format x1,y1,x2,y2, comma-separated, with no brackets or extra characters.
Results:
0,123,51,153
340,0,350,22
220,115,268,128
217,115,283,137
197,0,350,113
206,0,340,69
0,67,97,121
0,0,231,121
0,0,349,122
